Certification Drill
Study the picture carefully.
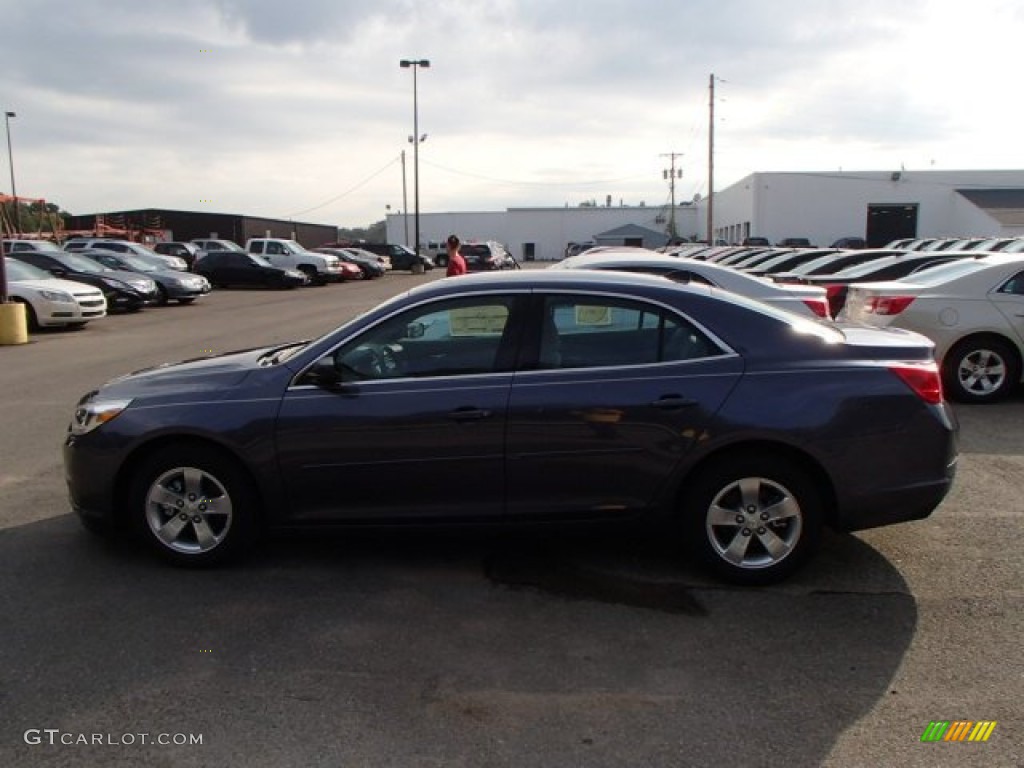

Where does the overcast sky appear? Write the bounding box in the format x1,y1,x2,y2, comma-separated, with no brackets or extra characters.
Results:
4,0,1022,229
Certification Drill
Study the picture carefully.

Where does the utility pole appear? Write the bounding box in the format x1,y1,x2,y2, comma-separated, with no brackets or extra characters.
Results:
707,74,715,245
660,152,683,239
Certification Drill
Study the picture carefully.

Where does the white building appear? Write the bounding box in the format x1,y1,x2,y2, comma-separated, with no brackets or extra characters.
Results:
386,170,1024,259
711,170,1024,247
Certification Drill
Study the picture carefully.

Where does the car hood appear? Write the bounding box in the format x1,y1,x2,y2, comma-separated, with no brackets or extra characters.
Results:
100,346,276,399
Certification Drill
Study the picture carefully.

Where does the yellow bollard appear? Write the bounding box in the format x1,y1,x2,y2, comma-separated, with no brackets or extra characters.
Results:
0,302,29,345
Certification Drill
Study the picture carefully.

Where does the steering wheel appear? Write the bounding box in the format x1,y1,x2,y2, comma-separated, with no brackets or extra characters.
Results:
366,343,402,377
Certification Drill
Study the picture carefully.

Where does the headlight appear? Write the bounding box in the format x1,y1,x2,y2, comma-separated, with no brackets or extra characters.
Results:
39,290,74,302
101,278,128,289
130,279,156,291
70,397,133,436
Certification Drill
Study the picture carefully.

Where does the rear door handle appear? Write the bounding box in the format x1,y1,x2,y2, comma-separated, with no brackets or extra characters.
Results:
447,407,493,422
651,395,697,409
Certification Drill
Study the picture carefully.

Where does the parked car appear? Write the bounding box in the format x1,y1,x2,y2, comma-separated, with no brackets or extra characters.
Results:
776,237,813,248
80,250,211,305
9,250,159,311
3,238,68,255
191,238,246,254
551,250,832,318
193,251,309,289
745,249,843,276
741,237,771,246
771,249,906,281
357,242,435,271
842,254,1024,403
153,241,203,268
830,237,867,249
63,270,956,585
460,241,516,271
4,257,107,329
69,239,189,271
314,248,386,279
793,251,978,317
245,238,345,284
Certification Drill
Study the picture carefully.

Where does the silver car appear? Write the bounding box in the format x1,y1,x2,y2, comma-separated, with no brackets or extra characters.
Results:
842,253,1024,402
551,249,832,319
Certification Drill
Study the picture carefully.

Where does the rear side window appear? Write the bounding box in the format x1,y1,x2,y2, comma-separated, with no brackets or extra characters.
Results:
537,295,720,369
997,271,1024,295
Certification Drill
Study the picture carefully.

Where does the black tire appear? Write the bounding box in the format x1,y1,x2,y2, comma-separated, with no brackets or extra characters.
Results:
681,454,822,585
942,337,1021,404
298,265,325,286
128,444,261,567
436,254,448,268
156,284,170,306
177,298,196,305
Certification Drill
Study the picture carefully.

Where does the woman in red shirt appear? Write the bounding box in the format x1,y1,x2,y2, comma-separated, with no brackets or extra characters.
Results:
445,234,467,276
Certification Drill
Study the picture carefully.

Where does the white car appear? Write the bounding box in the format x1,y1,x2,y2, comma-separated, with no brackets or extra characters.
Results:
842,254,1024,402
5,258,108,329
551,249,832,318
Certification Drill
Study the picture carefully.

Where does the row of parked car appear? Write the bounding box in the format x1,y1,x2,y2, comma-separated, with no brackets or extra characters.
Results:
0,236,407,332
557,237,1024,403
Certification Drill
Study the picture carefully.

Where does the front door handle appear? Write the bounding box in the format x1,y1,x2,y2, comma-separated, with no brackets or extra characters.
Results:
447,407,493,422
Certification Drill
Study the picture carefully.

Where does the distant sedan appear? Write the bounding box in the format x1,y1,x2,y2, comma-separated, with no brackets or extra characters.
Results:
551,249,832,318
193,251,309,289
64,270,956,585
80,250,211,305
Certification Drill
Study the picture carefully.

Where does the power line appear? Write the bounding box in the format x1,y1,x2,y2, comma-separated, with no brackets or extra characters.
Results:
285,156,401,218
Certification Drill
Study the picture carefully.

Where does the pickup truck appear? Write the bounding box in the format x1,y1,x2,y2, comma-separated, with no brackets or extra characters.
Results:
245,238,344,284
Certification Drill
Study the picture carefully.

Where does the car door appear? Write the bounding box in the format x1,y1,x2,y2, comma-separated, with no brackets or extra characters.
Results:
991,268,1024,346
275,294,528,522
505,292,743,519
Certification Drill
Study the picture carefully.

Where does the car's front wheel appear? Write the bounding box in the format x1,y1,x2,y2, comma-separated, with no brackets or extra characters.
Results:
682,455,822,585
942,337,1021,403
129,444,260,566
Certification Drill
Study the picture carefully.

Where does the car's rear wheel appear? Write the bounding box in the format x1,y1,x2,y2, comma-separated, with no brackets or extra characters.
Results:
682,455,822,585
156,285,169,306
298,265,325,285
942,337,1021,403
129,444,260,567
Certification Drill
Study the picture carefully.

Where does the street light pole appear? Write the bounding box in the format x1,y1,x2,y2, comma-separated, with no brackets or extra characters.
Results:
399,59,429,256
1,111,16,304
4,112,17,237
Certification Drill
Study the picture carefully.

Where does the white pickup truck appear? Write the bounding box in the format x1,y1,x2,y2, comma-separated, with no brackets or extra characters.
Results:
245,238,344,284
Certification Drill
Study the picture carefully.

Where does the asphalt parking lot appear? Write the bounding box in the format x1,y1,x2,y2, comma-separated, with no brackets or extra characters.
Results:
1,267,1022,768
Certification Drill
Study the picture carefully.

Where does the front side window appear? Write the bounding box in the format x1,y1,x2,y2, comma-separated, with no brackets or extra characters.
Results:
537,295,719,370
323,297,522,381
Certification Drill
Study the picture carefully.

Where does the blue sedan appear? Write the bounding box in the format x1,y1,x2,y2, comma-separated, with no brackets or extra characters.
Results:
63,270,957,584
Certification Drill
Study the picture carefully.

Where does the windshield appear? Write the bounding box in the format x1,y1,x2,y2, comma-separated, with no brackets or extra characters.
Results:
5,258,53,281
98,253,159,272
30,241,65,253
899,257,994,285
61,253,112,272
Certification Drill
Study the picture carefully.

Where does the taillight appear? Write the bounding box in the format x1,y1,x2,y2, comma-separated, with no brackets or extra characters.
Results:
802,297,831,318
823,284,845,299
866,295,915,315
890,362,943,404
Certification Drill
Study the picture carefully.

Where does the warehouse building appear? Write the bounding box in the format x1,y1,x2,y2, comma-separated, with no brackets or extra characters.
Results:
64,209,336,248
